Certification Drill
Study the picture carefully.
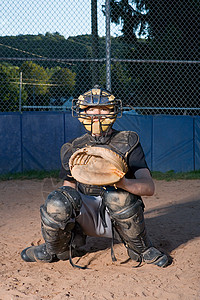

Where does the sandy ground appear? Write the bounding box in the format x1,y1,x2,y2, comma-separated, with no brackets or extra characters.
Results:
0,178,200,300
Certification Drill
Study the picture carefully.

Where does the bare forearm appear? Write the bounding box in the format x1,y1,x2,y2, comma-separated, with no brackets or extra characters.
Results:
115,176,155,196
115,168,155,196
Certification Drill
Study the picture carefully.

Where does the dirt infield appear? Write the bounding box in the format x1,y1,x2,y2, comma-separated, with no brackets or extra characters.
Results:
0,179,200,300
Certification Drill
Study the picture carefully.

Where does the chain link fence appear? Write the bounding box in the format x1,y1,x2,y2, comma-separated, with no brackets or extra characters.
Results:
0,0,199,115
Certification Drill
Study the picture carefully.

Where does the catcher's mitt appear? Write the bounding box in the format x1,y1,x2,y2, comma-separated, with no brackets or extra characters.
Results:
69,146,128,186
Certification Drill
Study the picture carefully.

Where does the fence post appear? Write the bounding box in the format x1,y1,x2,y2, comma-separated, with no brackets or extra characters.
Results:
105,0,111,91
91,0,99,86
19,71,22,112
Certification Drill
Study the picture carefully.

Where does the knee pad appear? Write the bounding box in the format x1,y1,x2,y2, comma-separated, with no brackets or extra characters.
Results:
103,186,145,237
102,186,151,254
102,186,143,219
40,186,82,230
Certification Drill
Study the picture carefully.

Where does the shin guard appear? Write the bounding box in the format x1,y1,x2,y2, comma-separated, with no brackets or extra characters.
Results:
40,186,83,258
103,187,169,267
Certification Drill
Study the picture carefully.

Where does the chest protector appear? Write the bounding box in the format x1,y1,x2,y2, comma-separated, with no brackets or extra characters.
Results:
61,130,139,195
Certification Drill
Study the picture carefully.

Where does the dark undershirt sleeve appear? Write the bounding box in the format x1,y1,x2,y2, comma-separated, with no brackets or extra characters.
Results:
59,143,75,181
127,142,149,176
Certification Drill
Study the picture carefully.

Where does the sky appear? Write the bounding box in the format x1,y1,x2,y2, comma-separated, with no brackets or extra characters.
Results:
1,0,123,38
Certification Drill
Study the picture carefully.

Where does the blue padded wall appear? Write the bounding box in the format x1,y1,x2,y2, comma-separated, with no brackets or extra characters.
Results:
0,112,199,174
194,117,200,170
22,112,65,171
0,113,22,174
152,115,194,172
64,112,85,142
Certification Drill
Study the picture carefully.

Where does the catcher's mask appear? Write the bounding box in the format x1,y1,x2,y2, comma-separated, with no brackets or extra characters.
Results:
72,85,122,135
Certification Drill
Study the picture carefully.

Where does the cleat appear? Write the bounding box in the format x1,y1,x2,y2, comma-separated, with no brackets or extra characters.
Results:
142,247,170,268
21,243,53,263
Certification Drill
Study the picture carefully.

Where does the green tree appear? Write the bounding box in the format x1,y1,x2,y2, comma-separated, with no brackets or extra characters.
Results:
108,0,199,111
20,61,50,95
20,61,50,107
0,63,27,112
109,0,199,60
49,67,76,102
104,0,144,43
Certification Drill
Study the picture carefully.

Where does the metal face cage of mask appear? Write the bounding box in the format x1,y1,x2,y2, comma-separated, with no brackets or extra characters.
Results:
72,86,122,135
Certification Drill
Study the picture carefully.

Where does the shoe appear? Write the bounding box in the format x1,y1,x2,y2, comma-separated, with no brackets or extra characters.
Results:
142,247,170,267
21,243,53,263
128,246,170,268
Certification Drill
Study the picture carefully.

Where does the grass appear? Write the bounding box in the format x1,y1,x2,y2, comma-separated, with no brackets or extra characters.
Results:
0,170,60,181
0,169,200,181
152,170,200,181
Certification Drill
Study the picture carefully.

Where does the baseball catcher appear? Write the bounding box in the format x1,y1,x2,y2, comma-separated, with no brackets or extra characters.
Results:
21,85,169,268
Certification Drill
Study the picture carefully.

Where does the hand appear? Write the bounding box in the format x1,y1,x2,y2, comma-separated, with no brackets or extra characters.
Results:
114,176,127,189
111,169,155,196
